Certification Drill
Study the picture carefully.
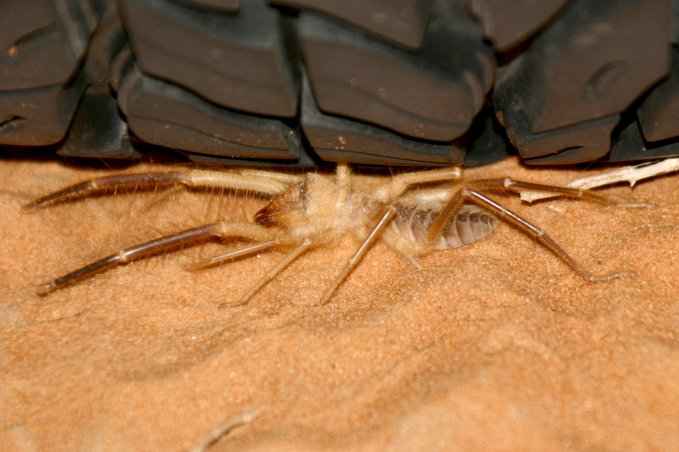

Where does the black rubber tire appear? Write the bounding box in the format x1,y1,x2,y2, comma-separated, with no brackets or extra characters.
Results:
1,0,678,167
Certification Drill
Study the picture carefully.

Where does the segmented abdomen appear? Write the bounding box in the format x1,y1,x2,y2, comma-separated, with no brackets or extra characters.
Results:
389,204,499,254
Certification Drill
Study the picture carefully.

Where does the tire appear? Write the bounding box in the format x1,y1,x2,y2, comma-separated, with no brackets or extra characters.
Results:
1,0,677,167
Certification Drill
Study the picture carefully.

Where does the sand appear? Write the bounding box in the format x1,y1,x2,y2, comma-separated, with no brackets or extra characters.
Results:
0,156,677,451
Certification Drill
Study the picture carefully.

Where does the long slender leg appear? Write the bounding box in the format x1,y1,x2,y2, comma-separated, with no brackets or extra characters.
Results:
236,169,303,185
26,172,187,208
321,205,398,305
373,167,463,201
222,238,313,308
468,178,612,204
38,222,273,295
191,238,290,270
427,188,630,281
467,190,630,280
25,168,299,209
336,164,351,211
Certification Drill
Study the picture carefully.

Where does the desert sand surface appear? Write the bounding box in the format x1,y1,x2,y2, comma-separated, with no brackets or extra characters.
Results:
0,156,677,451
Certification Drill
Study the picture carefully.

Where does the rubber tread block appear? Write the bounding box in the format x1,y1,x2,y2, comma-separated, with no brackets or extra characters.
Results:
0,73,87,146
117,0,299,117
271,0,435,50
469,0,569,51
182,146,320,167
637,47,679,143
299,2,493,142
0,0,100,90
494,0,670,135
498,105,619,165
300,71,465,166
609,120,679,162
113,51,301,160
178,0,240,12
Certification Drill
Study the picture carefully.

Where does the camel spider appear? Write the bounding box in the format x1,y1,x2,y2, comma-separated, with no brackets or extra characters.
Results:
27,164,627,305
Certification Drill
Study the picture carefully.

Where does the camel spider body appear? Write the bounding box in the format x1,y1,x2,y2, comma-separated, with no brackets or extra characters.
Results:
27,164,626,304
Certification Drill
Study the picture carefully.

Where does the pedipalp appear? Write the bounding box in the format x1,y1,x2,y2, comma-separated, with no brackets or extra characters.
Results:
37,221,274,295
25,168,300,209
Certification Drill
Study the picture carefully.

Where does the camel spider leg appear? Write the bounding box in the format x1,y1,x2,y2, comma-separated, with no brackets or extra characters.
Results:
225,238,314,307
25,168,299,209
191,238,291,270
468,178,613,205
37,222,273,295
321,205,398,304
373,167,463,201
426,185,630,282
317,167,466,304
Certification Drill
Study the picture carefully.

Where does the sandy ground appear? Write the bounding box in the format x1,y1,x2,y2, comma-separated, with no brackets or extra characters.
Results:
0,156,678,451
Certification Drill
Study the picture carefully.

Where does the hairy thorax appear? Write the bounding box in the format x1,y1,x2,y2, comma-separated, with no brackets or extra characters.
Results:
253,172,498,256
